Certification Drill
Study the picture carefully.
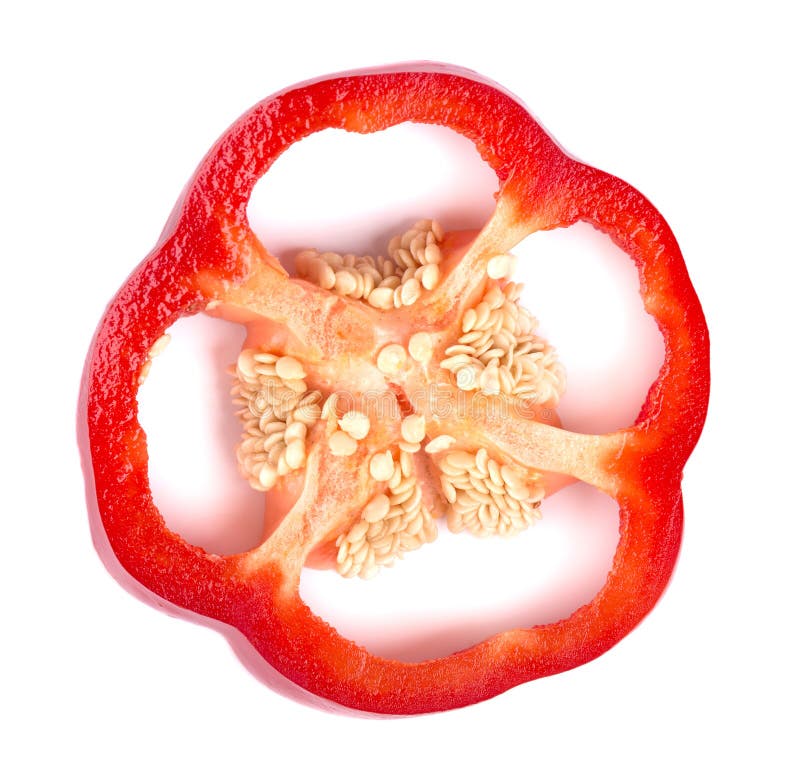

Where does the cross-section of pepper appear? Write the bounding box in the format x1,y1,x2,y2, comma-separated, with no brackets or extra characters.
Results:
80,63,709,715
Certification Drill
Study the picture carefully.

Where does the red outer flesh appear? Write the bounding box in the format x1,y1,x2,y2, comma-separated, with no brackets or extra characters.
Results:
80,63,709,714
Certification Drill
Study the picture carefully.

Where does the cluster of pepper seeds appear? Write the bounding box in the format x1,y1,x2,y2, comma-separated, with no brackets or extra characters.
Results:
295,219,444,309
232,350,322,491
230,220,561,577
434,445,545,537
325,407,434,579
441,281,565,405
335,449,437,579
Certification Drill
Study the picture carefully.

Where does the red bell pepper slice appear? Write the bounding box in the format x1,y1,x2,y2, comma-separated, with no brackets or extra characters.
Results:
80,63,709,714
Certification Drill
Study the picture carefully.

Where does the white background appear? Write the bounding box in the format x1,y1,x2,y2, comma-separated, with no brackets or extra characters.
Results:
2,1,797,778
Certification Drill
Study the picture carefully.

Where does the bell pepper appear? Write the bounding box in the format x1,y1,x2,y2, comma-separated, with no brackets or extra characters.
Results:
81,63,709,714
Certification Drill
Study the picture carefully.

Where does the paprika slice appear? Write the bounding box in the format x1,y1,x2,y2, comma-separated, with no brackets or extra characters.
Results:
81,63,709,714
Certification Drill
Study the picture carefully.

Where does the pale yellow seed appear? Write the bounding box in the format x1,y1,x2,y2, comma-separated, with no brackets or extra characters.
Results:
254,362,278,377
480,364,501,395
501,464,525,486
400,414,426,444
284,421,307,442
485,285,505,309
398,441,421,453
334,269,358,296
388,463,403,491
149,333,171,358
381,275,402,290
439,460,466,479
237,350,257,378
363,494,391,524
424,243,442,265
445,450,474,471
284,378,308,394
268,441,287,466
485,479,505,496
399,450,414,478
300,389,322,406
459,329,484,344
275,356,306,381
358,272,373,298
481,348,506,362
263,430,285,451
368,287,394,310
285,439,306,470
337,557,354,577
440,354,472,371
377,344,407,374
403,489,423,516
498,366,515,394
276,452,292,476
440,476,457,503
318,263,336,289
369,451,394,482
421,264,440,290
488,459,503,487
391,483,415,506
507,483,531,501
456,366,479,390
346,520,369,543
253,352,279,365
400,278,421,305
339,411,370,440
445,344,476,356
467,488,492,506
410,233,425,261
408,332,433,363
479,504,496,529
409,512,426,536
138,360,152,384
294,404,321,424
258,463,277,490
474,301,491,328
425,435,455,454
401,230,416,249
321,392,338,420
329,430,358,456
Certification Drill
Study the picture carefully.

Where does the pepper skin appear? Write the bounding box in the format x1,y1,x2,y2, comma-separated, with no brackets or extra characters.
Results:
80,63,709,714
